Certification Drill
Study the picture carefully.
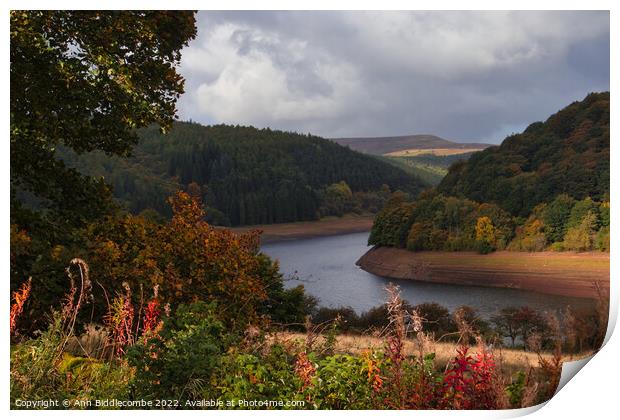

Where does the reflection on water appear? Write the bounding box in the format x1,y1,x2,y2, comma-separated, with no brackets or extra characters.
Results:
262,232,594,318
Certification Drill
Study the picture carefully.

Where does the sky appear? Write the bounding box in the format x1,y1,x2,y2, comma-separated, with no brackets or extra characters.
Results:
176,11,610,144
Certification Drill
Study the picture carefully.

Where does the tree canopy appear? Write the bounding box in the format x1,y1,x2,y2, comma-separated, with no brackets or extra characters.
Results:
58,122,425,226
438,92,609,217
10,11,197,234
370,93,610,254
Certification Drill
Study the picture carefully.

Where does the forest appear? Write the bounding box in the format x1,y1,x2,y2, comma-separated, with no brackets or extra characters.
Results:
370,92,610,254
439,92,609,216
57,123,425,226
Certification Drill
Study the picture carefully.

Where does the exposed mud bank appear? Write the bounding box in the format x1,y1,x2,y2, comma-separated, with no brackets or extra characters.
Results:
356,247,609,299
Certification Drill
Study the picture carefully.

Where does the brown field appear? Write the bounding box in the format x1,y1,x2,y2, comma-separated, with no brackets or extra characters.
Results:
229,215,374,243
357,247,610,299
272,332,592,373
384,147,485,157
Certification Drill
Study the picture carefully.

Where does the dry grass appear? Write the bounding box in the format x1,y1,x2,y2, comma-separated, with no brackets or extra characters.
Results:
271,332,593,374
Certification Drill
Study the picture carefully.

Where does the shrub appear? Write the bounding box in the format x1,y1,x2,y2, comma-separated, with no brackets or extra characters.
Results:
474,239,495,254
440,346,500,409
126,301,231,400
359,304,390,330
312,306,360,331
211,344,301,407
304,354,375,409
11,259,131,406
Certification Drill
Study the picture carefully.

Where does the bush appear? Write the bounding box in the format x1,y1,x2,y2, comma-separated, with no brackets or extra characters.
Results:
359,304,390,330
313,306,360,331
11,313,132,407
474,239,495,254
212,344,301,407
127,301,231,400
304,354,375,409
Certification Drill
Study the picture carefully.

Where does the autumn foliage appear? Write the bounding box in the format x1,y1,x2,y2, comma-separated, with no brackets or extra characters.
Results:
85,191,268,330
10,278,31,336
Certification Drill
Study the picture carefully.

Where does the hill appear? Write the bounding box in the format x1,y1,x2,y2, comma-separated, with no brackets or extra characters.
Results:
438,92,609,217
368,92,610,254
58,122,426,226
332,134,490,155
377,152,478,186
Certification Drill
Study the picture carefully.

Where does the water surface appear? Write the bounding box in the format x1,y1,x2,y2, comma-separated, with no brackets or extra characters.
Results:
262,232,593,318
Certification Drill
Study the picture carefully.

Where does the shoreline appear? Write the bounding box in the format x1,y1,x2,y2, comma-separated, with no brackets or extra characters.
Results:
356,247,609,299
229,215,374,243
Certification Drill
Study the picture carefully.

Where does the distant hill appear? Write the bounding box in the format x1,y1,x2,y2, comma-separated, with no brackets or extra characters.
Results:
332,134,491,155
58,123,427,226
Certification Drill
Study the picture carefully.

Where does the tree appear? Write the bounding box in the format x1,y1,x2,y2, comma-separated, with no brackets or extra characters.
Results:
414,302,455,337
541,194,575,243
475,216,495,252
10,11,197,232
563,211,597,251
491,307,520,347
512,306,547,347
491,306,546,348
566,198,599,231
453,306,489,337
84,192,272,330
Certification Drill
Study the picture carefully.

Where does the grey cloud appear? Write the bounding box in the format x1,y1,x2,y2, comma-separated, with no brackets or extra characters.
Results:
176,11,609,144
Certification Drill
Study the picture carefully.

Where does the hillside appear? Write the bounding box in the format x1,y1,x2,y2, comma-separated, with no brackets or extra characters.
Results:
332,134,490,155
58,122,426,226
378,152,478,186
438,92,610,217
368,92,610,254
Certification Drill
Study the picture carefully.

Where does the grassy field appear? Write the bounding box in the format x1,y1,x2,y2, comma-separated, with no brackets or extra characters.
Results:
378,153,476,186
229,214,374,243
385,148,485,157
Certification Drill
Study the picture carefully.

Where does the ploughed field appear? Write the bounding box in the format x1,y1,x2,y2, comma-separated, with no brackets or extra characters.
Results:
357,247,609,299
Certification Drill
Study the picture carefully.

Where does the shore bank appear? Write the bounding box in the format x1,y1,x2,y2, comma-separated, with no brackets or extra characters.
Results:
356,247,609,299
230,215,374,243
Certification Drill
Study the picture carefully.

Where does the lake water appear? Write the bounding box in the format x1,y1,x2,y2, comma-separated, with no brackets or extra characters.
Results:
262,231,594,318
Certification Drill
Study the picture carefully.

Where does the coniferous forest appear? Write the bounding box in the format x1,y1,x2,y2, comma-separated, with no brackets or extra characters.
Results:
57,123,425,226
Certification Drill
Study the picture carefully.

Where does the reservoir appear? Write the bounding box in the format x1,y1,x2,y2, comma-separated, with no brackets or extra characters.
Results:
261,231,594,318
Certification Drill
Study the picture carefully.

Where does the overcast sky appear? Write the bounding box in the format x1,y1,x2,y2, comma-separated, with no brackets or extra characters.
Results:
176,11,609,144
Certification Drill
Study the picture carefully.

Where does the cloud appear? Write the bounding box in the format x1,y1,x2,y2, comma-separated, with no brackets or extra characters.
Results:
176,11,609,143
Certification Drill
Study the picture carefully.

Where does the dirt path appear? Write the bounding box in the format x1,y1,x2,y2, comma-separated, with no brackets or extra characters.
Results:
357,247,609,299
